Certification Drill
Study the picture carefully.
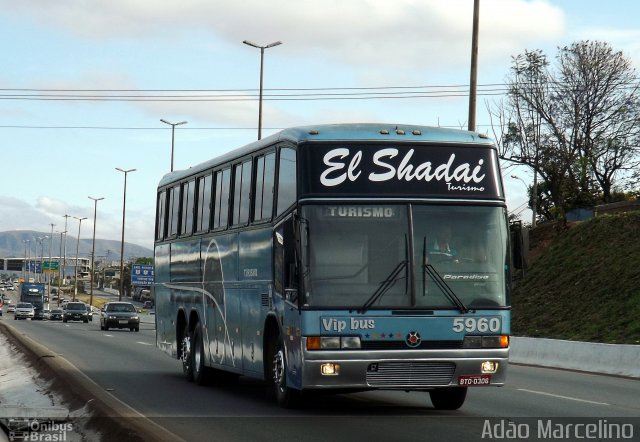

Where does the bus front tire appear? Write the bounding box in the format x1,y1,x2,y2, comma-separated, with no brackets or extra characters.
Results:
181,325,194,382
192,324,207,385
429,387,467,410
271,338,301,408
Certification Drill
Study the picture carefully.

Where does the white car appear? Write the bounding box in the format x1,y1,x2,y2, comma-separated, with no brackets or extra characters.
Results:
14,302,35,320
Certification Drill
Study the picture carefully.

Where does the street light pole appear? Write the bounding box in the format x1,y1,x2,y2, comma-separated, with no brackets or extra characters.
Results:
116,168,136,301
48,223,54,296
243,40,282,140
160,119,188,172
62,214,70,287
88,196,104,308
468,0,480,132
72,216,87,301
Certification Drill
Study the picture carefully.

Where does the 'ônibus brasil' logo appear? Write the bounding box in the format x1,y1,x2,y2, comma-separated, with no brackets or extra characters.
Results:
406,331,421,348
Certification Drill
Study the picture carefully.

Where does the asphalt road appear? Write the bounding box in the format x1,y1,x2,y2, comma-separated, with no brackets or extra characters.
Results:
4,317,640,442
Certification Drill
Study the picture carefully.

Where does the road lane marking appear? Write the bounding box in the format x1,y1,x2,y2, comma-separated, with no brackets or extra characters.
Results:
136,341,153,346
517,388,610,406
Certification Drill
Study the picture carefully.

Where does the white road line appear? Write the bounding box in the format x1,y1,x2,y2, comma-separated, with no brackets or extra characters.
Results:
136,341,153,346
517,388,610,406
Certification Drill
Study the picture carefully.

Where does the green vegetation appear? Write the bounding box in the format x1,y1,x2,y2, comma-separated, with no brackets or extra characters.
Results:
511,212,640,344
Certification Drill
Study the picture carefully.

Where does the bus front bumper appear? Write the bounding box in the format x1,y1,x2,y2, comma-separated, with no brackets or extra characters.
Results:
300,348,509,390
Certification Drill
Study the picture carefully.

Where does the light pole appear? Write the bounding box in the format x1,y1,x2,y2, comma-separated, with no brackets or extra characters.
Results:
116,167,136,301
72,216,87,301
88,196,104,308
48,223,54,295
511,174,536,226
243,39,282,140
160,119,188,172
62,214,70,287
56,230,66,297
36,236,47,283
22,239,29,283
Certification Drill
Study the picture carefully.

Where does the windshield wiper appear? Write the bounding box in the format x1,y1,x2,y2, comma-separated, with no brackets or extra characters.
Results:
423,264,469,313
358,260,407,313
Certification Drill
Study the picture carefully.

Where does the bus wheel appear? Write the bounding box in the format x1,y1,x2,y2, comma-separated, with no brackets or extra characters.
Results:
429,387,467,410
181,325,194,382
191,323,208,385
272,338,301,408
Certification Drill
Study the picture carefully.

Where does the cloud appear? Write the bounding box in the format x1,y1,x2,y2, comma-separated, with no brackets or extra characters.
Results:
4,0,566,70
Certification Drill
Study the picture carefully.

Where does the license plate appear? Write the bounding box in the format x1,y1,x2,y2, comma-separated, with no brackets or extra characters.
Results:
119,319,129,324
458,374,491,386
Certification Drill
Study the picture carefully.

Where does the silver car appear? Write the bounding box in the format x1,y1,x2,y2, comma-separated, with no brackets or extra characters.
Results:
14,302,35,320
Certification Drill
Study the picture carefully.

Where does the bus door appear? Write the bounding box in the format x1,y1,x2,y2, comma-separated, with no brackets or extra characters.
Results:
274,216,303,386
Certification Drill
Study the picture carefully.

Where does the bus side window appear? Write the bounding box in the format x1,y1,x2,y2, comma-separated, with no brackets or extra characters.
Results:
156,190,166,240
277,148,296,216
274,217,298,298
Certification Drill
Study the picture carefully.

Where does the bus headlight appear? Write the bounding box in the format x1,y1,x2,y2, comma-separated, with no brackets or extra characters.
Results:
463,335,509,348
306,336,361,350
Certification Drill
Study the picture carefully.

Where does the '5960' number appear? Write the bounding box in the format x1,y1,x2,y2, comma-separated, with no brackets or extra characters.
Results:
452,317,501,333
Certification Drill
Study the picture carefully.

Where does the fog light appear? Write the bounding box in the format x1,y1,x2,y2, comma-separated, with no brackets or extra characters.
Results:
481,361,498,374
321,363,340,375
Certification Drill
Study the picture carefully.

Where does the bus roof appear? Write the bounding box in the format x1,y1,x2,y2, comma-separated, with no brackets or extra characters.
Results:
158,123,495,188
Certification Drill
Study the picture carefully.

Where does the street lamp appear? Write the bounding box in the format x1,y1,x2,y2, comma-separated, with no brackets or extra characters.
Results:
160,119,188,172
72,216,87,301
48,223,54,295
116,167,136,301
35,236,47,283
511,174,537,226
62,214,70,286
88,196,104,308
22,239,29,283
243,39,282,140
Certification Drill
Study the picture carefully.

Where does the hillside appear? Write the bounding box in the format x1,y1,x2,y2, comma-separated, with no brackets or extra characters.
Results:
0,230,153,261
511,212,640,344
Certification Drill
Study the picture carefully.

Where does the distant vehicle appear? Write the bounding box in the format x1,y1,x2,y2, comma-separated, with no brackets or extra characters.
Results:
6,303,16,313
143,300,154,309
63,302,89,323
48,308,63,321
42,309,51,320
20,283,45,320
100,302,140,332
14,302,35,320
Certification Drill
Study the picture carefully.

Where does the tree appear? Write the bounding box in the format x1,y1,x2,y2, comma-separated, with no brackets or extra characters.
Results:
490,41,640,220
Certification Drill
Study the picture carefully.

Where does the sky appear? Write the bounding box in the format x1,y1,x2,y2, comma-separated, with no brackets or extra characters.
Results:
2,0,640,251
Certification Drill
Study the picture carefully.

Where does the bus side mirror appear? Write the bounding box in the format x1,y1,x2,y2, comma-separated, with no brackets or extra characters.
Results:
285,288,298,304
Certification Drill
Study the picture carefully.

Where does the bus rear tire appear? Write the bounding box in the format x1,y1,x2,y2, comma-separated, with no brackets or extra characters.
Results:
271,338,301,408
429,387,467,410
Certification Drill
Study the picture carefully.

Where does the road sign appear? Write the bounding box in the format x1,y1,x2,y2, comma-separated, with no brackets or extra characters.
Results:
131,264,154,286
42,260,60,272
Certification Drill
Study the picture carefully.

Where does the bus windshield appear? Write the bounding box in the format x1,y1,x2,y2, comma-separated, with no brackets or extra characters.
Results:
300,204,508,309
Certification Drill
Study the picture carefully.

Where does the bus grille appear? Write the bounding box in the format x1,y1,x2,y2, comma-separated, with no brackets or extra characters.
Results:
361,340,463,350
366,361,455,387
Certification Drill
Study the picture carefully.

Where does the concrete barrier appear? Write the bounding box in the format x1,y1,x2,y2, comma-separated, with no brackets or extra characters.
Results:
510,336,640,378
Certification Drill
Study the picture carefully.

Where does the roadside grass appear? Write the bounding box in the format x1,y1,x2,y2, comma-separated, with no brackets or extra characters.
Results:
511,211,640,344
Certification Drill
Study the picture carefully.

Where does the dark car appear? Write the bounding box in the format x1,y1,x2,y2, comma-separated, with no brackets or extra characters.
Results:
100,302,140,332
63,302,89,323
49,308,64,321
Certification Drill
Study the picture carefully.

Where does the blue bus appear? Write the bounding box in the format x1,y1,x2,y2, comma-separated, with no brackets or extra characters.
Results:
154,123,511,409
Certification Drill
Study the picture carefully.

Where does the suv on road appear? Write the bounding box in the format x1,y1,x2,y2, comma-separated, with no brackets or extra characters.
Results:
63,302,89,323
14,303,35,320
